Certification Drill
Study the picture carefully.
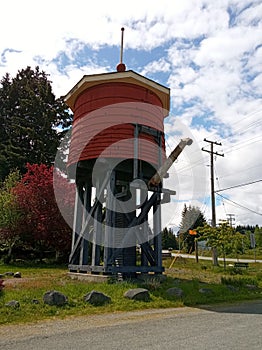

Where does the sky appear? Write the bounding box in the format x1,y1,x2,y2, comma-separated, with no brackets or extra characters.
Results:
1,0,262,230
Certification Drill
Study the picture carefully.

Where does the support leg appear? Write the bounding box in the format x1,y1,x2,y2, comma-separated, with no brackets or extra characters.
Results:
153,196,162,270
92,179,103,267
70,183,84,266
79,182,92,266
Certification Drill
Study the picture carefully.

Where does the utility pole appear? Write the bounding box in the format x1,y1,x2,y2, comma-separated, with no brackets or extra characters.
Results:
227,213,235,227
202,138,224,265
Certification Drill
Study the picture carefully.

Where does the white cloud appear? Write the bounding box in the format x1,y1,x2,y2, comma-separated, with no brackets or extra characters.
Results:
236,1,262,25
252,74,262,94
194,26,261,66
140,58,171,76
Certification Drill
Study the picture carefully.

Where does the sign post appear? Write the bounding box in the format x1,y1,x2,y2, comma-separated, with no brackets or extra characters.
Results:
189,230,198,263
250,233,256,262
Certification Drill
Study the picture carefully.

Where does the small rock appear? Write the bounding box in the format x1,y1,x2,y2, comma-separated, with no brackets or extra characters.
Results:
5,272,14,276
83,290,111,306
199,288,213,294
226,285,239,292
173,278,181,285
32,299,40,304
124,288,150,301
14,272,22,278
43,290,68,306
166,287,183,298
6,300,20,308
245,284,258,291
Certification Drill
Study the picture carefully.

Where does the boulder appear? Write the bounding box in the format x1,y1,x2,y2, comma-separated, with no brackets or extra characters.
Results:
5,272,14,276
83,290,111,306
43,290,68,306
14,272,22,278
5,300,20,308
32,299,40,304
199,288,213,294
245,284,258,291
124,288,150,301
226,285,239,292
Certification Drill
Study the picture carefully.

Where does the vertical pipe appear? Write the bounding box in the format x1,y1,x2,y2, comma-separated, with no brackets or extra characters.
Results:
153,196,162,269
92,179,103,266
158,131,162,168
140,189,149,267
120,27,124,63
133,124,139,179
70,183,84,265
104,170,116,269
79,182,91,266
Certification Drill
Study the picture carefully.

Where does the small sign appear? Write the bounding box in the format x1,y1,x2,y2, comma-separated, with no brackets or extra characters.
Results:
189,230,197,236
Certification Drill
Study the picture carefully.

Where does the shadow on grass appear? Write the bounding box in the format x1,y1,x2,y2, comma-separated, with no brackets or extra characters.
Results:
135,274,262,315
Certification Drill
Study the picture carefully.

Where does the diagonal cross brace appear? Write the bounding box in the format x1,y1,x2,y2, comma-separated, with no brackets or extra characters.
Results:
69,172,111,263
108,190,159,264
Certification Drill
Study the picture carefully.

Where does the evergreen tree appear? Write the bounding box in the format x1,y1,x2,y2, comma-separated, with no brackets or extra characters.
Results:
254,225,262,248
236,225,256,234
0,66,72,181
179,204,206,253
162,227,178,250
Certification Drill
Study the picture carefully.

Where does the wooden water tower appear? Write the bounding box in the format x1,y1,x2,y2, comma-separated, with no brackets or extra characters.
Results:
64,29,175,278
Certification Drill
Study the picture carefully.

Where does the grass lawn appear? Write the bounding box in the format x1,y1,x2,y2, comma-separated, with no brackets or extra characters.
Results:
0,258,261,325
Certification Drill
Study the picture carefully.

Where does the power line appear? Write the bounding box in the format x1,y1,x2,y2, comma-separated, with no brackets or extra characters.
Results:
215,179,262,193
222,112,262,140
222,135,262,154
182,109,262,147
222,118,262,142
215,166,228,217
218,164,262,179
164,110,261,179
216,193,262,216
200,109,262,145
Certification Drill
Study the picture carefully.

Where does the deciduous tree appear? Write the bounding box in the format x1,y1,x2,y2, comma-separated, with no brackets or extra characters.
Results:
14,164,74,260
197,223,245,268
0,170,22,262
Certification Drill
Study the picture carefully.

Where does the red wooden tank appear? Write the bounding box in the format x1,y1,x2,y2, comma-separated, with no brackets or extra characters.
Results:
65,70,170,174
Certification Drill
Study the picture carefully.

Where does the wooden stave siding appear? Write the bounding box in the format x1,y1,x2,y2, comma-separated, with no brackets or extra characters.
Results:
68,82,167,168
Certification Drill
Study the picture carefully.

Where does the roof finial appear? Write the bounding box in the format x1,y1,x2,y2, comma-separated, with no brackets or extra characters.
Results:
117,27,126,72
120,27,124,63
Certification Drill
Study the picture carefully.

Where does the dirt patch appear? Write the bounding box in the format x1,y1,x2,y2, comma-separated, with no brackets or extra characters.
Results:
2,276,55,290
3,277,33,285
